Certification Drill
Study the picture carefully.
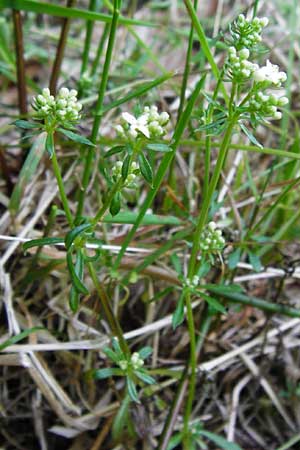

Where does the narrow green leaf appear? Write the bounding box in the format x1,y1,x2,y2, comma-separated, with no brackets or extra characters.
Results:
122,154,131,181
196,260,211,278
110,192,121,216
170,253,182,275
228,248,241,270
112,394,131,440
239,122,263,149
65,223,92,250
23,237,64,252
1,0,155,27
0,327,44,352
135,369,156,385
127,377,140,403
104,145,126,158
45,132,54,157
138,153,153,186
138,346,152,360
103,347,120,364
93,367,123,379
66,251,89,295
203,284,244,295
69,250,84,312
198,291,227,314
13,119,41,130
57,127,95,146
248,251,262,272
200,430,242,450
9,133,46,213
172,293,185,329
146,143,172,153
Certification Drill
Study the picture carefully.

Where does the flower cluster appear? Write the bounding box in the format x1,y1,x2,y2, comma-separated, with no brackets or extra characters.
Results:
118,352,144,371
111,161,140,188
253,60,287,87
115,105,169,141
199,222,225,253
230,14,269,49
32,87,82,125
249,90,288,120
185,275,200,289
227,47,258,81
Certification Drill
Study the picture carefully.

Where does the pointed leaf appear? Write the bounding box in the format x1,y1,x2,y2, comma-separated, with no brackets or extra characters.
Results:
45,132,54,157
69,250,84,312
112,394,131,440
57,127,95,146
198,291,227,314
135,370,156,385
239,122,263,149
13,119,41,130
66,251,89,295
138,346,152,360
0,327,44,352
110,192,121,216
93,367,123,379
172,293,185,329
122,154,131,181
127,377,140,403
199,430,242,450
23,237,64,252
104,145,126,158
228,248,241,270
248,251,262,272
146,143,172,153
65,223,92,250
138,153,153,186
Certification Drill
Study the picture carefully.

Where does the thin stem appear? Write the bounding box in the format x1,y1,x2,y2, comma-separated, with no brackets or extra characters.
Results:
91,180,122,225
80,0,97,78
51,151,73,227
188,119,237,277
49,0,76,95
182,290,196,448
12,9,27,115
76,0,122,219
88,261,129,355
91,23,110,77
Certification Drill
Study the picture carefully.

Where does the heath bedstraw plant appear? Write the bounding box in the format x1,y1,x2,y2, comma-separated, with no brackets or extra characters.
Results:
180,12,288,448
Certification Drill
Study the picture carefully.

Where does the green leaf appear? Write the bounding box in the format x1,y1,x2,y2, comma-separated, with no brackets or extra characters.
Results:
196,260,211,278
138,153,153,186
1,0,155,27
45,132,54,157
0,327,44,352
112,337,123,356
13,119,41,129
239,122,263,149
170,253,182,275
66,251,89,295
9,133,46,213
69,250,84,312
166,433,183,450
198,291,227,314
127,377,140,403
112,394,131,440
138,346,153,360
104,145,126,158
110,192,121,216
57,127,95,146
199,430,242,450
23,237,64,252
228,248,241,270
135,369,156,385
65,223,92,250
203,284,244,295
122,154,131,181
172,292,185,329
93,367,123,379
103,349,121,366
146,143,172,153
248,251,262,272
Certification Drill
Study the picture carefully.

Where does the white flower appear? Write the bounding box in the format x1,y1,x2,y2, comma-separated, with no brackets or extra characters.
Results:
253,60,287,86
121,112,150,138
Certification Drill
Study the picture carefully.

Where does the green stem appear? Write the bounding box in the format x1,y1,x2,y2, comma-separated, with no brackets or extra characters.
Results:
76,0,122,220
91,180,122,225
79,0,97,79
51,150,73,227
188,118,237,276
87,261,129,355
183,290,196,448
